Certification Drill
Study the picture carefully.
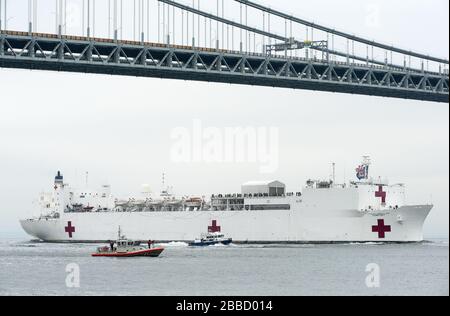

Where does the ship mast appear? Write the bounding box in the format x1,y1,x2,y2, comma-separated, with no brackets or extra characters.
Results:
362,156,371,181
332,162,336,184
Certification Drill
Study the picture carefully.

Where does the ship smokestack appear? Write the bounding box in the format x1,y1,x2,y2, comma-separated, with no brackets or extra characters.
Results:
54,171,64,185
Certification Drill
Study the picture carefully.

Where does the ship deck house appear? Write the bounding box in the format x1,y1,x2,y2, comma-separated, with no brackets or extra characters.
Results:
241,181,286,197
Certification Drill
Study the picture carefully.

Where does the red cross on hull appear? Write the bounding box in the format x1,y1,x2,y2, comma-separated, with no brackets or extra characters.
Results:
65,221,75,238
375,185,387,204
372,219,391,239
208,220,221,233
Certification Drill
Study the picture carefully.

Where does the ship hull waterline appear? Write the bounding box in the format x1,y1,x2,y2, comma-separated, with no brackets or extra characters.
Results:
20,204,432,244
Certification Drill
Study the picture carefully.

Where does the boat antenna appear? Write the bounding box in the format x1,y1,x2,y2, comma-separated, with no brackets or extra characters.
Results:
344,164,347,186
331,162,336,184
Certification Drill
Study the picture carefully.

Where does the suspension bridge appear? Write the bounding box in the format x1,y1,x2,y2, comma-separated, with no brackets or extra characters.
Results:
0,0,448,103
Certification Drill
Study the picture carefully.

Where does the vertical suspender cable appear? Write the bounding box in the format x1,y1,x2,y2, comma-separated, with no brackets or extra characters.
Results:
4,0,6,31
173,5,175,44
158,1,160,42
134,0,136,41
239,3,242,51
0,0,3,31
87,0,90,37
147,0,150,42
121,0,123,40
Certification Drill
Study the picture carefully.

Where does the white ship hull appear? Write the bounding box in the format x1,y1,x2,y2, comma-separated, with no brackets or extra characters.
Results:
20,204,432,243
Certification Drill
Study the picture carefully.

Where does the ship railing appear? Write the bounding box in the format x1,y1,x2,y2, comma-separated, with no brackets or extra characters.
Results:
211,204,245,211
212,193,299,199
243,194,293,199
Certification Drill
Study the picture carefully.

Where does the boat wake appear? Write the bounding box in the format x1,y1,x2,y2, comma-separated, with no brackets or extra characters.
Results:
10,244,38,248
347,242,386,246
423,239,449,247
158,241,189,248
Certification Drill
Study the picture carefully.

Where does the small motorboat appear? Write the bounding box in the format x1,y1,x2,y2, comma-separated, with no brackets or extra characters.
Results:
189,232,233,247
92,227,164,257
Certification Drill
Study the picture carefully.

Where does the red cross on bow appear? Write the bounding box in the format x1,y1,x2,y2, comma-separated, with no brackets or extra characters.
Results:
375,185,387,204
372,219,391,239
65,221,75,238
208,220,221,233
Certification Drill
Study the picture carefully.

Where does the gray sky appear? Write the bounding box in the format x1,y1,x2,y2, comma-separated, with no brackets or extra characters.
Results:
0,0,449,238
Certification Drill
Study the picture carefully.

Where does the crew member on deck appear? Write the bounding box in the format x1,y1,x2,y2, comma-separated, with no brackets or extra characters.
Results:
148,240,153,249
109,241,114,252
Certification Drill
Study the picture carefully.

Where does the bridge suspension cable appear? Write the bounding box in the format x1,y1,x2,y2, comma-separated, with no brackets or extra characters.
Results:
234,0,449,65
157,0,438,72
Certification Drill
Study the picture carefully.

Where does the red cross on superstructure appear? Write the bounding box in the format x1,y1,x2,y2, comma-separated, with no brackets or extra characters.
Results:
372,219,391,239
65,221,75,238
208,220,221,233
375,185,387,204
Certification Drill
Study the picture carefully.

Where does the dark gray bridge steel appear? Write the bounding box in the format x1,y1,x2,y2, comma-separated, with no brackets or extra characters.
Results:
0,31,448,103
